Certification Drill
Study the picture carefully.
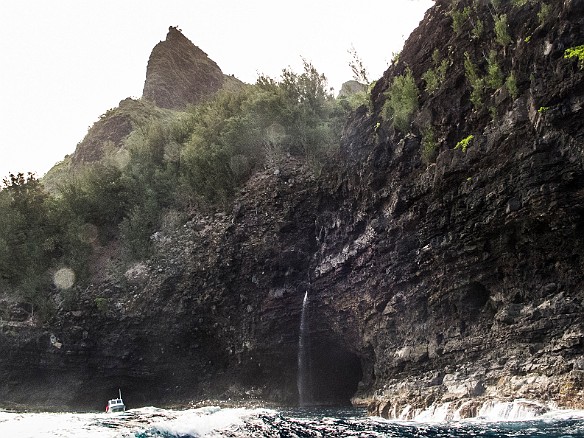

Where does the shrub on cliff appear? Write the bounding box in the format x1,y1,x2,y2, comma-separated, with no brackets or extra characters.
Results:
0,173,54,287
177,86,262,207
564,45,584,69
0,173,89,319
422,127,438,164
382,68,419,133
255,60,342,164
451,6,471,36
486,50,504,90
120,189,161,259
118,121,181,258
59,163,128,240
494,14,512,47
464,52,485,109
423,49,449,94
178,60,347,204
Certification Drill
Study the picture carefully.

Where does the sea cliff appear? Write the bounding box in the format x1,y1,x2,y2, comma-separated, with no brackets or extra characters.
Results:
1,1,584,416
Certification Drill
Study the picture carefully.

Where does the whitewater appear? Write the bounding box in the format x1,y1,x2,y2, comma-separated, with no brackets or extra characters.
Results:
2,403,584,437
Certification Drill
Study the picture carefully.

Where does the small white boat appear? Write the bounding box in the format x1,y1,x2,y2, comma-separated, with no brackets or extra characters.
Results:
106,389,126,413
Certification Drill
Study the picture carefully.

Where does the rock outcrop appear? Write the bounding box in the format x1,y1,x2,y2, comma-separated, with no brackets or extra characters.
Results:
338,80,367,98
2,1,584,417
142,26,240,110
69,98,170,166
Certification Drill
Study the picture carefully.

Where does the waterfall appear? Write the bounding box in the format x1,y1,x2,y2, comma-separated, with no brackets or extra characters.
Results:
297,291,310,406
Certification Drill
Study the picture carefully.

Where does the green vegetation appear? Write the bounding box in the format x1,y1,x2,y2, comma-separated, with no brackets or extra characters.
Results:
390,51,401,66
505,72,519,99
339,49,374,112
423,49,449,94
455,135,474,152
60,163,128,240
0,173,90,320
348,46,369,85
489,106,498,120
94,297,108,313
472,19,484,40
421,127,438,164
564,45,584,69
0,61,355,319
494,14,512,47
422,68,440,94
464,48,517,109
382,68,419,133
432,48,441,67
511,0,528,7
537,3,551,25
538,106,550,113
486,50,504,89
451,6,472,36
464,52,485,109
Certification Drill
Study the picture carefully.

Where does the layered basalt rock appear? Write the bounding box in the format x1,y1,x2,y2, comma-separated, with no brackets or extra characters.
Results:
312,0,584,418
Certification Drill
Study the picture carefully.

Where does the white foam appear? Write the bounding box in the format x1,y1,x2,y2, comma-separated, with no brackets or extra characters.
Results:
476,399,548,421
146,406,272,436
2,403,584,436
414,402,454,422
0,411,117,438
0,406,274,437
408,398,584,423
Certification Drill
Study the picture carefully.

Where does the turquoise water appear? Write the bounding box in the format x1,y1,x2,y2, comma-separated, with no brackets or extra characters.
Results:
1,405,584,437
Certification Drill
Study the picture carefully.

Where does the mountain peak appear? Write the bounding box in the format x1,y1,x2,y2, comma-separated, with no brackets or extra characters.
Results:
63,28,242,170
142,26,227,109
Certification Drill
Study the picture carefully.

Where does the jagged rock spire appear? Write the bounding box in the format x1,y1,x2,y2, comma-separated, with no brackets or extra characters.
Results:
142,26,226,109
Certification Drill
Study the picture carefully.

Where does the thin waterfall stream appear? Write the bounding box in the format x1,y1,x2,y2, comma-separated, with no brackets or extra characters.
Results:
297,291,310,406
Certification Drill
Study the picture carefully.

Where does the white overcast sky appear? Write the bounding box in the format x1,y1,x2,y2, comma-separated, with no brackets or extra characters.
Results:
0,0,433,179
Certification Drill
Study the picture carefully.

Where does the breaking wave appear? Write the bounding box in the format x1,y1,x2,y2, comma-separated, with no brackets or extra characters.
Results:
1,403,584,437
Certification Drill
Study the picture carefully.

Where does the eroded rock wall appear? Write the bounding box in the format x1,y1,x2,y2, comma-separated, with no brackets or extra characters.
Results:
311,0,584,418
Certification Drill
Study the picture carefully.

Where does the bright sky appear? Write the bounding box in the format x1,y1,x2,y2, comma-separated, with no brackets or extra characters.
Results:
0,0,433,180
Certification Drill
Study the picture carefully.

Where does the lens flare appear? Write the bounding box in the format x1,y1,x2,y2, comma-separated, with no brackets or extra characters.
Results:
54,267,75,290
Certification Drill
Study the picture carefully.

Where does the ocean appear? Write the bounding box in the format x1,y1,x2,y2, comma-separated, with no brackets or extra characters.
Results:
1,404,584,437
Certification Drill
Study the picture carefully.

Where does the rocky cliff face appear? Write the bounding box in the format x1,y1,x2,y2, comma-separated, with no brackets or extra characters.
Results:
142,26,240,110
2,1,584,417
69,98,170,166
318,0,584,418
0,158,322,409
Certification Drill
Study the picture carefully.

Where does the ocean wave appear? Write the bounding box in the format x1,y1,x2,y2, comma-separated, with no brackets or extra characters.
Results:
1,404,584,437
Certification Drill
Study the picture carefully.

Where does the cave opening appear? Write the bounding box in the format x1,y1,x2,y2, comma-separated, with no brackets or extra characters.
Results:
302,339,363,406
